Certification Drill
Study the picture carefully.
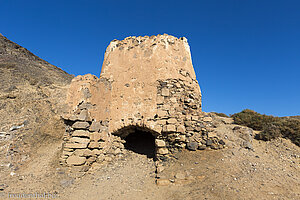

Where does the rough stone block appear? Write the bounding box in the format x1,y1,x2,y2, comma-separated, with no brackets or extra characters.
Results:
185,115,192,121
61,113,71,120
177,125,186,133
62,150,73,156
187,142,198,151
63,148,74,152
88,142,99,149
118,143,124,149
157,148,169,154
157,120,167,125
175,82,181,88
92,149,101,155
78,102,92,110
167,118,177,124
89,121,101,132
166,124,176,132
170,97,177,103
65,143,88,149
86,156,97,164
242,141,253,150
186,126,194,131
97,154,106,162
162,125,167,132
194,126,201,132
177,143,186,148
72,121,90,129
208,132,218,138
69,115,78,121
206,139,213,146
168,108,177,116
72,130,90,137
82,149,93,156
203,117,212,122
66,156,86,166
161,88,170,96
153,125,162,133
211,143,220,150
184,121,192,126
157,110,168,118
90,132,101,142
99,132,109,141
175,134,186,142
99,142,107,149
77,110,89,121
155,139,166,147
114,148,122,155
156,166,165,173
74,149,93,156
191,115,198,121
157,96,164,104
198,145,206,150
162,104,170,110
69,137,90,144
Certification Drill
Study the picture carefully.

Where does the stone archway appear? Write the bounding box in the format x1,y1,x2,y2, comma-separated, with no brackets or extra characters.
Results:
112,126,158,159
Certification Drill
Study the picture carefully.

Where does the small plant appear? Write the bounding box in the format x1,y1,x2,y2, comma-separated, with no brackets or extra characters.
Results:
212,112,229,118
232,109,300,146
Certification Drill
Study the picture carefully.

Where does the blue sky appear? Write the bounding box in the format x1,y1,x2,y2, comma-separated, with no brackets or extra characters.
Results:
1,0,299,116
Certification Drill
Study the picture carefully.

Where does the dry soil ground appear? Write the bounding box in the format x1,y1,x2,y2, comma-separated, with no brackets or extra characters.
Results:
0,133,299,200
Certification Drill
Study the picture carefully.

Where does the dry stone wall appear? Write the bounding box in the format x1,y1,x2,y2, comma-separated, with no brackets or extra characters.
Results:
60,34,225,167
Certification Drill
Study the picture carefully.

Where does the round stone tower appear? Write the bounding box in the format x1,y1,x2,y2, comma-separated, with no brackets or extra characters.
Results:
61,34,205,166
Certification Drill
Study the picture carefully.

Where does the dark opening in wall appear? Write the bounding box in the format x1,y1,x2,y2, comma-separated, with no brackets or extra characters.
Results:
124,129,156,158
113,126,157,159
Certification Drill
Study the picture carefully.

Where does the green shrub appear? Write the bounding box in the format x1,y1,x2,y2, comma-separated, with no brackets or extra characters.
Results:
212,112,229,118
232,109,300,146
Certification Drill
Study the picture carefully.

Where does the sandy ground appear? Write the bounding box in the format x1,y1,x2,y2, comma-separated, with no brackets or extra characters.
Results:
0,135,299,200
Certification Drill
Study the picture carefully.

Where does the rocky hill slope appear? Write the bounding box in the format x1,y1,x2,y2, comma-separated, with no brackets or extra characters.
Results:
0,34,73,184
0,33,71,88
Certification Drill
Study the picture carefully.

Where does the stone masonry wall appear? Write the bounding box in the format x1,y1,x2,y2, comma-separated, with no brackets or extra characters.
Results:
60,34,225,167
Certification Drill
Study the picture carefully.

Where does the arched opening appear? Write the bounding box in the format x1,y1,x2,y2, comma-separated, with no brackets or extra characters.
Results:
113,126,157,159
124,129,156,158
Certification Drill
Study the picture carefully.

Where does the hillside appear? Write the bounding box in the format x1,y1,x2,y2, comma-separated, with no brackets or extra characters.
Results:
0,33,71,88
231,109,300,146
0,34,73,188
